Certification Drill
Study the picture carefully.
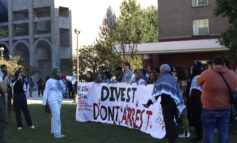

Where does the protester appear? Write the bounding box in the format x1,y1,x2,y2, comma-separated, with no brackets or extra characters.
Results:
122,62,135,83
197,57,237,143
147,70,158,84
22,76,29,96
141,69,149,83
0,73,8,143
67,81,73,99
0,65,7,81
115,67,123,83
42,67,66,138
0,65,8,110
13,69,35,130
144,64,185,143
29,78,34,97
147,64,154,74
147,64,154,83
102,71,115,83
153,67,160,77
85,71,94,82
207,60,213,69
173,66,190,138
97,67,104,82
0,65,12,119
135,70,146,85
189,62,203,143
37,78,43,97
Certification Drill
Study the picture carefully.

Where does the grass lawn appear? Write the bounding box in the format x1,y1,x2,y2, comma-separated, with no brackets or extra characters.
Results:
5,103,237,143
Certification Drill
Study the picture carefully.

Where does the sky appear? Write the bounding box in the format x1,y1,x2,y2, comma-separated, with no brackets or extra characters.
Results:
70,0,157,49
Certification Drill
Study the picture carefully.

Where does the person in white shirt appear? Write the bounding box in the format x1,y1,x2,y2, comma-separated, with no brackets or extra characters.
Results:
122,62,135,84
42,67,66,139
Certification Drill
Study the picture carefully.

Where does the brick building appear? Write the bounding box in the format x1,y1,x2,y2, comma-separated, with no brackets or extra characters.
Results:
115,0,236,69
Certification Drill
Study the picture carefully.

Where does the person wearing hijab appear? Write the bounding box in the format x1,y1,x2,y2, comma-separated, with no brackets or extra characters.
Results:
42,67,66,138
12,69,35,130
144,64,185,143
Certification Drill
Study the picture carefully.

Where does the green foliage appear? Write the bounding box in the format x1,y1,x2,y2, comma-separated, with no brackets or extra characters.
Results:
215,0,237,63
2,56,23,77
75,1,158,78
1,56,38,78
112,0,158,66
0,28,7,39
76,7,123,79
78,44,100,76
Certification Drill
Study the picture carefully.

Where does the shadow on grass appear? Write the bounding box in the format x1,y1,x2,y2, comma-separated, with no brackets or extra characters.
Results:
5,103,237,143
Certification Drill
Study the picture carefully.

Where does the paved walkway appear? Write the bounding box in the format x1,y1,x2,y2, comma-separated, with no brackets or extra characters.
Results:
26,91,74,104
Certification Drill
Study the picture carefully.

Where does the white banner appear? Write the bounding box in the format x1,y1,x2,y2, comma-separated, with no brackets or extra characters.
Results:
76,82,166,139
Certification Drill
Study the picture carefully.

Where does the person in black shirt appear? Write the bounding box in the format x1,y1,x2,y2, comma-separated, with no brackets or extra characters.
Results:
13,69,35,130
37,78,43,97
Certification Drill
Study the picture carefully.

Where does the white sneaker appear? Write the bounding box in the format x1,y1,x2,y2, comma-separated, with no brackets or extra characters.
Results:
178,132,190,138
17,127,23,130
30,125,35,129
54,134,66,139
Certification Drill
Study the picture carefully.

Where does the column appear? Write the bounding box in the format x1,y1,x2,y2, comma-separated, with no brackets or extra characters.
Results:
8,0,13,54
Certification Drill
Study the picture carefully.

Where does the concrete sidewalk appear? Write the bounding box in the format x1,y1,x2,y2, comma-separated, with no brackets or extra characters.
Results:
26,91,74,104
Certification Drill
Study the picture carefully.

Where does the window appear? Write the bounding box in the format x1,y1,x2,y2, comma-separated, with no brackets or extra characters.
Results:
13,23,29,36
34,7,50,19
34,21,51,34
13,10,28,21
192,0,208,7
193,19,209,36
60,29,70,47
59,7,69,17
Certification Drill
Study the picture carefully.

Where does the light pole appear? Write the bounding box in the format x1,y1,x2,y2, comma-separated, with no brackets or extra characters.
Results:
74,28,80,103
74,28,80,83
0,47,4,65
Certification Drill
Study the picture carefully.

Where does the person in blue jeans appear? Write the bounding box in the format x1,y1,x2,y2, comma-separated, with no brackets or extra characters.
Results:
197,57,237,143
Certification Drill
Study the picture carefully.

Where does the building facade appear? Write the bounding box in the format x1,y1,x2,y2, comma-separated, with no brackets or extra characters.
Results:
137,0,236,69
0,0,73,79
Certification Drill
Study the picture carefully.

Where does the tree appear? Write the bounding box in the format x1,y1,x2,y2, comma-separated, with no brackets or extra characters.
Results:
96,6,123,75
1,56,38,78
78,44,100,77
215,0,237,63
73,7,122,80
0,28,7,39
112,0,158,69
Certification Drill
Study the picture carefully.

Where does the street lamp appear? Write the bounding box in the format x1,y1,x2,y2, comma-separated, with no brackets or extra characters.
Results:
0,47,4,65
74,28,80,83
74,28,80,103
